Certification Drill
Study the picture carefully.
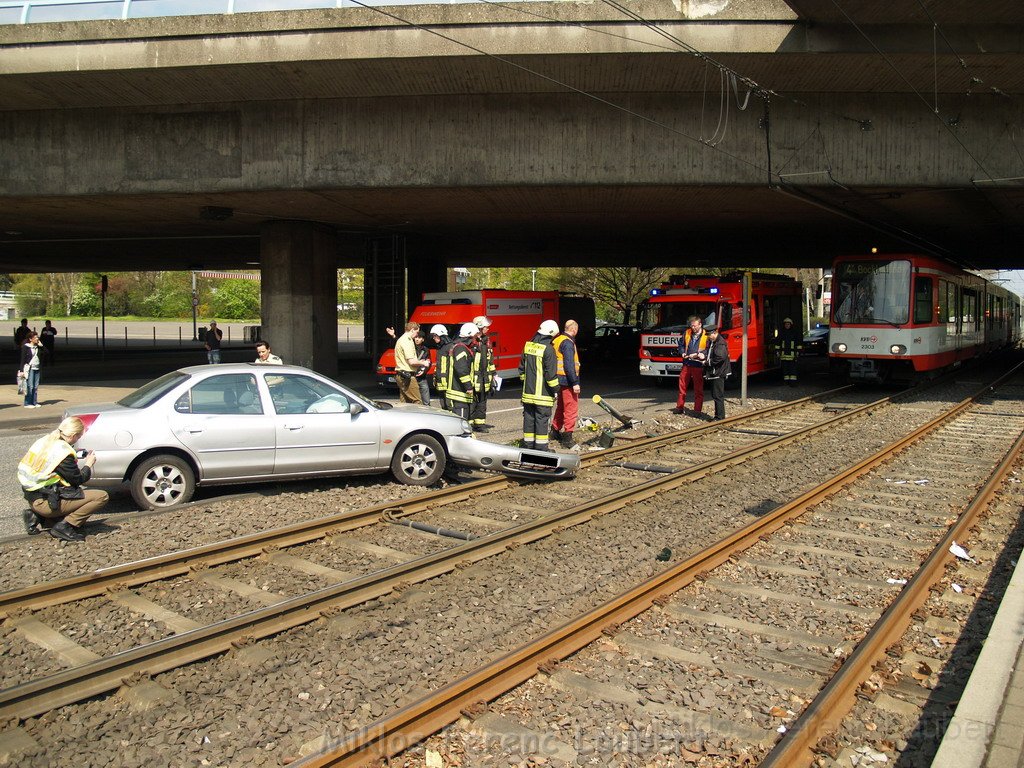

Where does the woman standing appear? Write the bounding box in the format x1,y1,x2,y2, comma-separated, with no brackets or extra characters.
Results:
20,330,43,408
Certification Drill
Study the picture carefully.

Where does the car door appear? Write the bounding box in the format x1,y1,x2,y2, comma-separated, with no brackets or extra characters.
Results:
168,372,275,480
264,371,382,475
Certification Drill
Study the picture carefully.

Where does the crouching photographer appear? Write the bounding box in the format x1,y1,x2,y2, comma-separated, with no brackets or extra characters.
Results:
18,416,109,543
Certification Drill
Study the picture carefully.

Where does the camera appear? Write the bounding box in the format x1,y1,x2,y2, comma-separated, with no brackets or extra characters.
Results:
75,449,89,459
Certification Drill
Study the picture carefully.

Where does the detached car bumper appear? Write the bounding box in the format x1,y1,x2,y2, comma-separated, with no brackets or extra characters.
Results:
445,435,580,479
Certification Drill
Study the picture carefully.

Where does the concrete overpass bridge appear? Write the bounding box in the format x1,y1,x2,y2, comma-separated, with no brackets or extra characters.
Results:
0,0,1022,370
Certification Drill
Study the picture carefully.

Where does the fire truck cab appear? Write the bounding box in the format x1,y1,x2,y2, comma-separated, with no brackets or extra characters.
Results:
637,273,802,382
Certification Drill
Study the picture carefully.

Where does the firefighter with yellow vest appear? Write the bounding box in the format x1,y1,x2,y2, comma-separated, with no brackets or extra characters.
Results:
549,319,581,449
18,416,109,542
443,323,479,419
519,319,560,451
776,317,802,386
469,315,497,432
429,324,451,409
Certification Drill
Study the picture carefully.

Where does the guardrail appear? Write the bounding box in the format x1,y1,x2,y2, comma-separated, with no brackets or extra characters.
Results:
0,0,491,26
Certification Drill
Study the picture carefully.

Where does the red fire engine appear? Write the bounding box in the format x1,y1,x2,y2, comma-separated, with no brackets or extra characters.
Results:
377,290,594,387
637,273,802,381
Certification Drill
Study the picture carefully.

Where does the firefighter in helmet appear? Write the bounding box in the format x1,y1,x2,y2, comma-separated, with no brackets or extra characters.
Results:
776,317,802,386
443,323,479,419
429,324,451,410
469,315,497,432
519,319,560,451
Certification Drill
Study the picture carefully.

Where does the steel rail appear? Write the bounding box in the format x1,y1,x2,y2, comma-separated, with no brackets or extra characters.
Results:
0,386,851,616
0,388,886,722
292,366,1023,767
760,416,1024,766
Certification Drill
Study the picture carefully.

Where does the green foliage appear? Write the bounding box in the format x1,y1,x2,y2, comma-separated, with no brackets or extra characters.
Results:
209,279,261,319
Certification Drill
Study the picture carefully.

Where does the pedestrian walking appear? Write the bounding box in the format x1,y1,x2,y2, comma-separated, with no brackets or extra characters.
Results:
19,331,44,408
519,319,560,451
13,318,30,349
205,320,223,364
549,319,581,448
40,320,58,365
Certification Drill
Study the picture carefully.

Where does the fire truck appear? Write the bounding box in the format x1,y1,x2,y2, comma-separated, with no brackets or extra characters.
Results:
377,290,595,388
637,273,802,382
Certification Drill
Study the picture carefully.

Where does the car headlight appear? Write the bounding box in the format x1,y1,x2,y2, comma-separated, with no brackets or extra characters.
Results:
890,344,906,355
461,419,472,433
836,343,848,353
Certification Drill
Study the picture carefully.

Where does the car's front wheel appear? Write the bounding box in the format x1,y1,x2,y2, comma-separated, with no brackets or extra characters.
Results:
130,454,196,509
391,434,446,486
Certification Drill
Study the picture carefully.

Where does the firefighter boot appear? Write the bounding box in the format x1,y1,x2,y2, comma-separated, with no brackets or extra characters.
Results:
548,427,562,445
560,432,575,449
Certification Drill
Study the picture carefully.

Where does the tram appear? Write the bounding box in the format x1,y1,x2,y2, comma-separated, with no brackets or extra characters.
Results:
828,253,1022,383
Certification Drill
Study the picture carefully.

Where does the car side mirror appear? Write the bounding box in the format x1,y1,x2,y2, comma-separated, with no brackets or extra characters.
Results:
349,402,365,416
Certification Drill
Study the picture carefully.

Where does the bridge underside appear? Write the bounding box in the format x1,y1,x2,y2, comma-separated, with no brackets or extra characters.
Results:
0,182,1019,271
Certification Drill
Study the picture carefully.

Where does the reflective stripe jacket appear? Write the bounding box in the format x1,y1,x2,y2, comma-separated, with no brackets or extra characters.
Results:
472,336,496,393
433,336,452,393
18,432,75,492
444,338,475,404
776,326,802,361
519,334,558,407
553,333,580,388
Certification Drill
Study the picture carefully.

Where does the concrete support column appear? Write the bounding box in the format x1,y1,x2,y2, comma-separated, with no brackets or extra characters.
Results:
260,220,337,377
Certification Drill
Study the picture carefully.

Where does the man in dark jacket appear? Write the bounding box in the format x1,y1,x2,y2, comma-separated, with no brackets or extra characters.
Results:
776,317,802,386
429,324,452,410
519,320,560,451
549,320,581,449
703,324,732,421
443,323,479,419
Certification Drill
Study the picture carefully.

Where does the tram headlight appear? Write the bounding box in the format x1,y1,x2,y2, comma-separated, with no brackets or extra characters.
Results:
836,343,848,353
890,344,907,355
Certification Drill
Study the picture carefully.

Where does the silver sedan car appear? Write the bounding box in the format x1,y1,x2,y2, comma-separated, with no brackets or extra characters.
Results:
65,364,579,509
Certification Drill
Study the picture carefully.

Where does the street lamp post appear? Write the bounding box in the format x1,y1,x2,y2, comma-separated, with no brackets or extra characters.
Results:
191,271,198,341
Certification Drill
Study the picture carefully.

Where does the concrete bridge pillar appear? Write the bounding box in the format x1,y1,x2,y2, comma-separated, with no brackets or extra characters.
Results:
259,220,338,377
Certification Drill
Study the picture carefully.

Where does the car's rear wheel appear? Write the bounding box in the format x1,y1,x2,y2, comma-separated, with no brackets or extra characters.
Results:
391,434,446,486
130,454,196,510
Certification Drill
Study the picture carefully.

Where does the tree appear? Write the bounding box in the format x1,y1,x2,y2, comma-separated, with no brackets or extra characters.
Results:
590,267,668,324
209,279,260,319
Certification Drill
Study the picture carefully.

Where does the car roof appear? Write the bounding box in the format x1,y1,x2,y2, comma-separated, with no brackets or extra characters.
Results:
175,362,319,375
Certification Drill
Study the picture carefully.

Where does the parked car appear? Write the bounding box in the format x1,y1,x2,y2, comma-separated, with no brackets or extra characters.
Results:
584,324,642,362
802,324,830,355
66,364,579,509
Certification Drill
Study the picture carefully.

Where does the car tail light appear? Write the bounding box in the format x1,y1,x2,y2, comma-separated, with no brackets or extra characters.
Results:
76,413,100,433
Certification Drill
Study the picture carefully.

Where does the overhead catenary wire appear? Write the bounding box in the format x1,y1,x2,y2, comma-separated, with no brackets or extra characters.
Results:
336,0,769,176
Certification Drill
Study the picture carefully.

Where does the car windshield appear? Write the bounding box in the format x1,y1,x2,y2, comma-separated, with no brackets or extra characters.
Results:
117,371,190,408
833,260,910,325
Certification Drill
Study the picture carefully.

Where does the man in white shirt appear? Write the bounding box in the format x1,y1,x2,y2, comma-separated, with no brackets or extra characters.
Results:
254,340,283,365
394,322,428,403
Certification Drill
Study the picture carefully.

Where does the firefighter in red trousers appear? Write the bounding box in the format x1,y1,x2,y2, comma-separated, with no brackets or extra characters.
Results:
519,320,560,451
549,319,581,449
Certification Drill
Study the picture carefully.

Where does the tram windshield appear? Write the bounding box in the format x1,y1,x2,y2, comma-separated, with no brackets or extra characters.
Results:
638,300,719,333
832,260,911,326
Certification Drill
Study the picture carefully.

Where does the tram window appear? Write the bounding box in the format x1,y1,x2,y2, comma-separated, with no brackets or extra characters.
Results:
962,289,979,332
913,277,934,324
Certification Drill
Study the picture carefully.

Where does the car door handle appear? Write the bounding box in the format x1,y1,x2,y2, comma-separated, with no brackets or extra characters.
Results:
284,424,303,431
187,428,204,434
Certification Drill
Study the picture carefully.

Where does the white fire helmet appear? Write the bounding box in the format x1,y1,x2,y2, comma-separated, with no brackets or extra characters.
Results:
459,322,480,338
429,324,448,337
539,320,560,336
473,315,492,330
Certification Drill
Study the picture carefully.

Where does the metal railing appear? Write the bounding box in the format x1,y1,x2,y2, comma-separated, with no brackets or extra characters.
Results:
0,0,506,25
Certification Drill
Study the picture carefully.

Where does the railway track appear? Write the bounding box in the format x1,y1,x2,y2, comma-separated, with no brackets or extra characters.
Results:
0,365,1018,763
286,365,1024,767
